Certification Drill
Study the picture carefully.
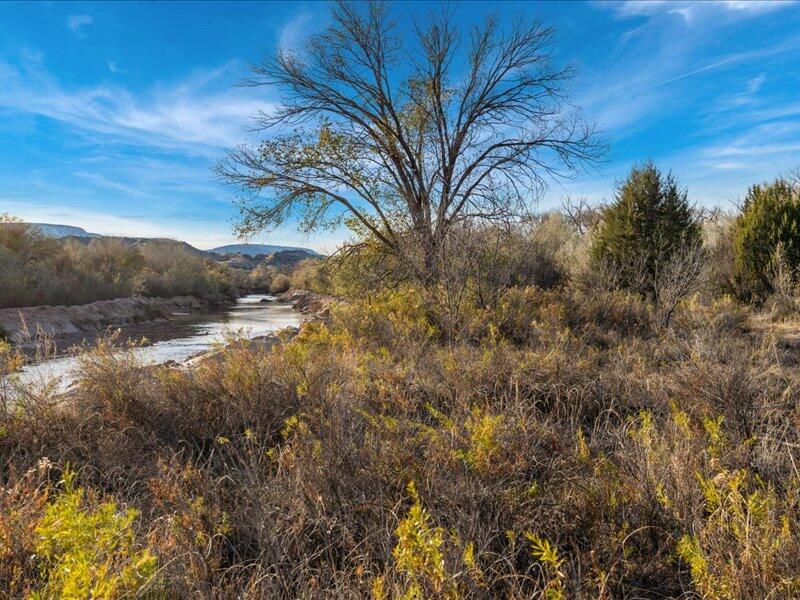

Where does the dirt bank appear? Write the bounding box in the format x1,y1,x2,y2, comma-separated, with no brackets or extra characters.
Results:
180,328,301,371
278,289,337,319
0,296,213,344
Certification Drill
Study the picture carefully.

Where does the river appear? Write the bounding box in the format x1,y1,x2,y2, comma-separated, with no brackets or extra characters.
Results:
11,295,303,392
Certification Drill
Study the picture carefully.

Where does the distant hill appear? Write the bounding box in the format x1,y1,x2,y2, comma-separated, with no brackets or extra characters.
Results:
215,249,320,272
63,235,214,259
11,222,212,258
208,243,318,257
264,249,319,268
10,223,318,267
25,223,102,239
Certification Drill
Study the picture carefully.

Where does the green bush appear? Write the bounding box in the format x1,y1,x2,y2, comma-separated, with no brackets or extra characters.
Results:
733,179,800,301
31,469,157,599
591,161,701,291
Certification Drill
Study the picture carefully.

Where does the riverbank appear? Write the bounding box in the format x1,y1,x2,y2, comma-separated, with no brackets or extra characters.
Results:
277,289,337,317
1,290,335,366
0,294,234,345
9,295,304,393
176,290,334,370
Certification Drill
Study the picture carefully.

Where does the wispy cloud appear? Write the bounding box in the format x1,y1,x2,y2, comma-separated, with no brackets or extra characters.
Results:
0,54,273,154
0,198,183,240
0,47,294,248
722,1,796,14
106,61,128,74
744,74,767,94
565,0,800,208
0,194,335,251
723,74,767,108
599,0,796,21
650,33,800,91
579,3,800,133
278,11,319,54
66,14,93,37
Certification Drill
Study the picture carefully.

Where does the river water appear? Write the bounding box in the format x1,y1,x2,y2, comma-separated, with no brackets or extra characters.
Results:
12,295,303,392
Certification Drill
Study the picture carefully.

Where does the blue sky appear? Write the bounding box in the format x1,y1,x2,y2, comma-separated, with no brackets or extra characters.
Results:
0,1,799,251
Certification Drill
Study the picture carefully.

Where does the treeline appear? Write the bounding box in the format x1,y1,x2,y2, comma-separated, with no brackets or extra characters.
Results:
590,161,800,305
0,219,241,309
248,259,334,296
294,162,800,330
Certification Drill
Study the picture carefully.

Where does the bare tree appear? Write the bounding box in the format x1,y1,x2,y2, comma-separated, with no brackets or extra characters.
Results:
217,1,603,285
560,195,603,235
650,243,707,329
423,220,562,335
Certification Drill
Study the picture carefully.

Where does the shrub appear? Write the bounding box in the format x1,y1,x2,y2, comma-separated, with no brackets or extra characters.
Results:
0,460,52,597
331,287,436,349
249,262,277,292
733,178,800,301
525,532,566,600
327,237,406,299
591,161,701,292
72,239,145,294
391,481,456,599
140,241,237,299
31,469,157,599
703,210,738,296
448,220,568,310
269,273,291,294
5,254,800,597
0,223,239,308
677,469,800,600
493,285,649,345
289,258,331,293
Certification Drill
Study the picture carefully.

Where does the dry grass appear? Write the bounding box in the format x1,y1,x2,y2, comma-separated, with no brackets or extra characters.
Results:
2,281,800,599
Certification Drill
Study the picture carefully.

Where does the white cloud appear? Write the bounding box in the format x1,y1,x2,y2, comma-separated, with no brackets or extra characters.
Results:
0,54,274,153
0,50,322,250
650,50,768,89
106,61,128,74
278,11,318,54
720,74,767,108
0,196,335,252
745,73,767,94
599,0,796,21
709,161,747,171
722,1,795,13
0,199,180,240
747,102,800,122
707,141,800,159
604,1,670,18
578,2,800,135
66,14,93,36
565,0,800,209
632,116,800,201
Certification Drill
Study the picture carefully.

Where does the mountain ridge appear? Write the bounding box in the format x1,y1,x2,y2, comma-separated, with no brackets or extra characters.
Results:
23,223,102,239
208,243,319,257
12,223,317,257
